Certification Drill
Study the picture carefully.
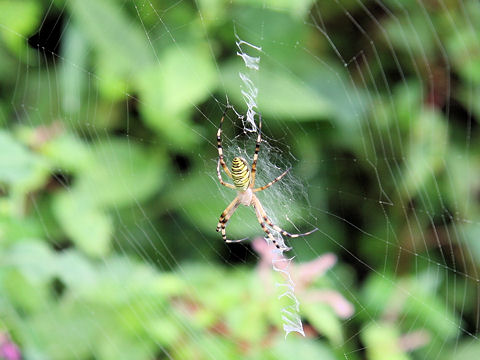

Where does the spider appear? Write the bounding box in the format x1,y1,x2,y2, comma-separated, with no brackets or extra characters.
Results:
216,107,318,250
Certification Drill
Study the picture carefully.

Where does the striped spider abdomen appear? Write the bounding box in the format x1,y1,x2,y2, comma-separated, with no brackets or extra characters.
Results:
231,157,250,190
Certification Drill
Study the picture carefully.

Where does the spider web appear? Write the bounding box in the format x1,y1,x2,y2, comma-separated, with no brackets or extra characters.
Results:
0,0,479,359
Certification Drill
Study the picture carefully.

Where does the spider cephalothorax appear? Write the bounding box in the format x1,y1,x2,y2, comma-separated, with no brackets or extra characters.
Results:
216,106,317,250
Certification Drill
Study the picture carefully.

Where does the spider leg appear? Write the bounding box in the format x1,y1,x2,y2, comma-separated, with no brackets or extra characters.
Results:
217,159,235,189
253,195,318,238
217,197,248,243
225,237,249,244
250,113,262,187
216,197,239,232
217,107,232,179
253,167,291,192
252,195,291,251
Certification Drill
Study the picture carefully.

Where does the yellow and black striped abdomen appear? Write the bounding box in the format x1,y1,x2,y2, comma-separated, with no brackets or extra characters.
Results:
231,157,251,191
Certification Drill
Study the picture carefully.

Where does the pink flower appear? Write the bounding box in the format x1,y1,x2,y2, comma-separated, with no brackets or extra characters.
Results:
0,334,21,360
253,237,354,319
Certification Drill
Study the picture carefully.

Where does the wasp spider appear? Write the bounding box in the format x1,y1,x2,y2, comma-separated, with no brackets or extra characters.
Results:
216,107,318,250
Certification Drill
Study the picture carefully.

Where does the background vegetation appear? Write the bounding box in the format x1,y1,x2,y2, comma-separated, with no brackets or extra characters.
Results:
1,0,480,359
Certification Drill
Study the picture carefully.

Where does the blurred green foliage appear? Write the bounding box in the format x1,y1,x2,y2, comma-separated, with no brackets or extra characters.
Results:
1,0,480,359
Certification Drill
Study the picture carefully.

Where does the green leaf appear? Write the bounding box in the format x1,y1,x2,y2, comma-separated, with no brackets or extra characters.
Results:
440,339,480,360
222,52,366,132
302,302,343,345
96,330,155,360
400,109,448,199
222,60,332,120
77,139,165,208
39,133,92,173
361,274,395,315
69,0,153,99
362,273,460,341
148,317,182,346
1,268,50,314
0,213,45,247
383,12,436,58
231,6,308,49
392,81,423,130
3,240,56,283
28,302,97,360
60,21,89,114
136,44,217,147
0,0,41,55
446,1,480,86
272,337,336,360
405,278,459,340
52,191,113,257
458,223,480,265
0,130,50,194
55,250,97,293
1,241,54,313
456,86,480,126
361,322,410,360
227,301,268,342
69,0,152,69
234,0,316,18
